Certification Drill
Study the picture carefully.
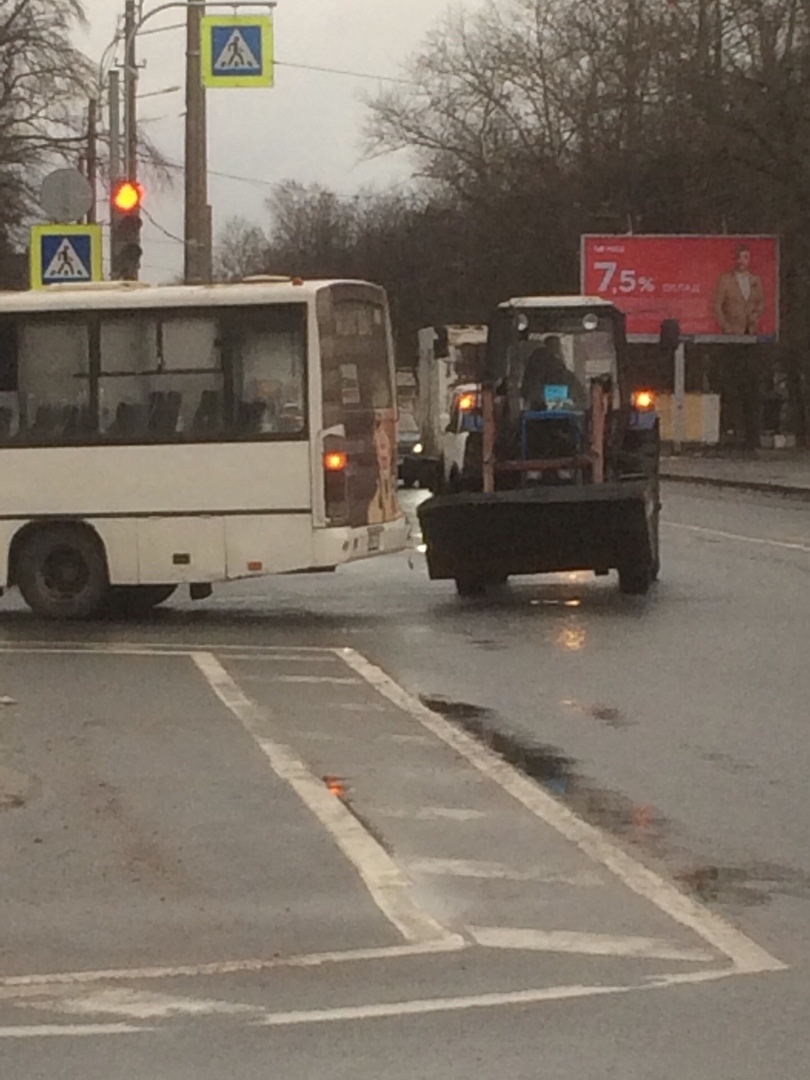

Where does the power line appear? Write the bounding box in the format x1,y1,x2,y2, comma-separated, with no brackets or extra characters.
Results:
275,60,415,85
142,206,186,246
139,152,375,196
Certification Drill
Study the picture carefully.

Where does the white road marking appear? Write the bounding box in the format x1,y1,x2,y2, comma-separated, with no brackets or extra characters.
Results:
664,520,810,554
191,652,457,948
468,927,714,962
0,1024,150,1039
247,674,361,685
208,653,340,663
340,649,787,976
0,646,172,657
337,702,388,713
378,807,488,822
0,940,466,991
406,857,602,886
0,643,332,656
24,988,256,1020
255,969,738,1028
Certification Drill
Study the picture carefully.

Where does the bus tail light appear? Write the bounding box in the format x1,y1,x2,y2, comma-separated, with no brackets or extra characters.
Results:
323,441,349,524
324,450,348,472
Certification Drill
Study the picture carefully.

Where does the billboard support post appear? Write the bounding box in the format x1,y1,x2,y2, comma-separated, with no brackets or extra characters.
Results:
674,343,686,453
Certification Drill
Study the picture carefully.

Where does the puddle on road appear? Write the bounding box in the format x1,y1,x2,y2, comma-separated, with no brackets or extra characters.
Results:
561,698,633,729
676,864,810,908
420,696,669,852
420,695,810,911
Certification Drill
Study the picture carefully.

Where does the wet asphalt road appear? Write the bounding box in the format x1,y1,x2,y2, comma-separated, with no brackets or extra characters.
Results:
0,480,808,1078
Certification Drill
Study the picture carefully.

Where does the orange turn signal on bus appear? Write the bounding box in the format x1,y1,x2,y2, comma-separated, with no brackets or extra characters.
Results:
632,390,655,410
458,393,476,411
324,450,348,472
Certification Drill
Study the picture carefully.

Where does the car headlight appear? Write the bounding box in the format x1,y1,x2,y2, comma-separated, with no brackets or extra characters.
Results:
412,443,423,455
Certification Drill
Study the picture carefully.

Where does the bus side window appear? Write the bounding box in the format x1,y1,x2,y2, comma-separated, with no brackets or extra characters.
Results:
0,317,19,443
17,316,91,444
224,305,307,438
98,313,224,442
161,316,223,439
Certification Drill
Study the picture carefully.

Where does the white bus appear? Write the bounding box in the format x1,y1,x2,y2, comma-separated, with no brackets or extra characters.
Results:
0,278,406,618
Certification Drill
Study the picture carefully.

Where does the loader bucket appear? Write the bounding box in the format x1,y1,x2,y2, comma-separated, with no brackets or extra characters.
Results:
418,481,655,583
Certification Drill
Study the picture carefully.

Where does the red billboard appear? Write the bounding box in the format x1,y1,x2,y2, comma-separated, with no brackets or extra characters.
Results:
581,234,780,341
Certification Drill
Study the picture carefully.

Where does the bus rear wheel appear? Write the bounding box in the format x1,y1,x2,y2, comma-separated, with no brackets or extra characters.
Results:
16,524,109,620
105,585,177,617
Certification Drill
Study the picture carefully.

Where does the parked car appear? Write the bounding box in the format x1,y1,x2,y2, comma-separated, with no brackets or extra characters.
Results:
398,411,431,487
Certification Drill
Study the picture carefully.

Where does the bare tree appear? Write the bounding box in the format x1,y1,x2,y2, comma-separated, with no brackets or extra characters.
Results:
213,216,270,281
0,0,94,247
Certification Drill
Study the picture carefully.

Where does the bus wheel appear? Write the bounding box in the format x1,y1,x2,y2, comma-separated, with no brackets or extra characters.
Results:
16,524,109,620
105,585,177,617
455,576,486,597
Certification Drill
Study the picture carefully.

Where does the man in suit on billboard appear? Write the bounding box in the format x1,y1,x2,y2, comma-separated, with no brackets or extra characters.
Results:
713,245,765,335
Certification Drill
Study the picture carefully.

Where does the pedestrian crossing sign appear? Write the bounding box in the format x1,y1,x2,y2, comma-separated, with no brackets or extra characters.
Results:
201,15,274,89
30,224,103,290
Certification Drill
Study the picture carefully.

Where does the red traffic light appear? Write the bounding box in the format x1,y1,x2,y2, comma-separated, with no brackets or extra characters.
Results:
112,180,144,213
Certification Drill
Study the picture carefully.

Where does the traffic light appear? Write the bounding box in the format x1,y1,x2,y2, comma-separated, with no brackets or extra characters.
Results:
110,180,144,281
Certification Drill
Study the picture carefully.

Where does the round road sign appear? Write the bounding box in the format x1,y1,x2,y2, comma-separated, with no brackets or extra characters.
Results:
39,169,94,223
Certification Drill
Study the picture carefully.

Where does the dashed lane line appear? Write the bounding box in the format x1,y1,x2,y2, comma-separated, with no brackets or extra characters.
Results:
664,520,810,554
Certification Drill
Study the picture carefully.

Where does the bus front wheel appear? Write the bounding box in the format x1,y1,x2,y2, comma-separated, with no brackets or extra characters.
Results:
16,524,109,620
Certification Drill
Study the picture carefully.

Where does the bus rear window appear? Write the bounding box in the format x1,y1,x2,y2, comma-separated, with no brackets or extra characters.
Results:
323,300,394,418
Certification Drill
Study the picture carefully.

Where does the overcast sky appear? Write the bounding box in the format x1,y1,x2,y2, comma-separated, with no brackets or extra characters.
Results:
78,0,465,281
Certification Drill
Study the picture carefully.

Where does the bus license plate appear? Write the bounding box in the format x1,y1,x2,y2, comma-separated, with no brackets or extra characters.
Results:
368,528,382,552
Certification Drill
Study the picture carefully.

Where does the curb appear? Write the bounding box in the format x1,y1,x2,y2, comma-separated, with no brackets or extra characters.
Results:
660,471,810,500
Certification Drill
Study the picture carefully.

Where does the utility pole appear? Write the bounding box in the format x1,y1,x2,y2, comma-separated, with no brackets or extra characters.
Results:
86,98,99,224
123,1,137,180
109,70,122,186
124,0,139,180
119,0,144,281
109,69,124,279
184,0,212,282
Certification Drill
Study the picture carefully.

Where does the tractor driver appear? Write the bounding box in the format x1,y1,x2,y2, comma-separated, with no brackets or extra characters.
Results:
520,335,585,410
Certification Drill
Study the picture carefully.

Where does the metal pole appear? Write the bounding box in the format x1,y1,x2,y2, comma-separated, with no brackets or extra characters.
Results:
87,99,99,224
184,0,210,282
109,70,122,183
673,342,686,452
124,0,138,180
109,70,123,280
